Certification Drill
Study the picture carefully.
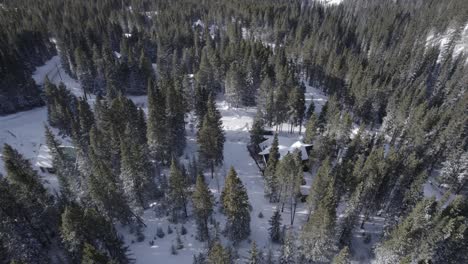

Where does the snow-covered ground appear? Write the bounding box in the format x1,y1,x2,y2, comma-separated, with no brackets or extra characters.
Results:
426,22,468,63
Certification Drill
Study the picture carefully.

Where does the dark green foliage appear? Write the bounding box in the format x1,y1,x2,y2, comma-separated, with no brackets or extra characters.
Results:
197,94,225,178
167,159,189,221
269,210,282,243
250,116,265,150
332,246,350,264
192,173,214,241
60,205,130,264
81,243,109,264
264,134,280,201
207,241,231,264
221,167,250,243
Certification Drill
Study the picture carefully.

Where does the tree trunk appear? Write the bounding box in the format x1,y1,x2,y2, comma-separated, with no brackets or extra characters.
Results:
210,160,214,179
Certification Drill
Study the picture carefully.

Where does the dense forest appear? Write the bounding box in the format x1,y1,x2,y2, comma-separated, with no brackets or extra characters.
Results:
0,0,467,263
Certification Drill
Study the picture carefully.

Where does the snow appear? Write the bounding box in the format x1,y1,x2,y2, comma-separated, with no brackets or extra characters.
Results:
304,82,328,114
426,22,468,63
193,19,204,28
32,55,84,97
317,0,345,6
258,139,311,161
35,145,53,168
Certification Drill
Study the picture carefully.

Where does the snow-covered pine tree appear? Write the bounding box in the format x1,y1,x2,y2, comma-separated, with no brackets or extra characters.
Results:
301,177,338,263
279,229,297,264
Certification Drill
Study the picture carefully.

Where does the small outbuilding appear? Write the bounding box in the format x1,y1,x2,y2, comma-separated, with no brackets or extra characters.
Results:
35,144,76,173
258,138,312,164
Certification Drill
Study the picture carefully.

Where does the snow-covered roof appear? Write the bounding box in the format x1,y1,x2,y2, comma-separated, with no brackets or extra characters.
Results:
35,144,75,168
259,140,312,161
35,145,53,168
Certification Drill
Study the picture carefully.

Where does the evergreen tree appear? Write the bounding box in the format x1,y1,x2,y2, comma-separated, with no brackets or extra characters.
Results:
257,76,275,126
264,134,280,201
276,151,303,225
287,82,306,133
164,78,186,158
279,230,296,264
147,80,168,163
303,114,318,144
225,61,245,107
207,241,231,264
192,172,214,241
197,94,225,178
81,243,109,264
332,246,350,264
221,167,250,243
88,127,132,223
248,241,261,264
301,178,337,263
167,159,189,221
268,209,282,243
250,115,265,151
307,158,332,215
120,127,155,212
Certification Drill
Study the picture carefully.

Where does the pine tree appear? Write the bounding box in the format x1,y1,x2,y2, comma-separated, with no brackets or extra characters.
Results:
332,246,350,264
257,76,275,126
197,94,225,179
2,144,51,212
165,78,186,158
269,209,282,243
250,116,265,151
88,127,132,223
303,114,318,144
248,241,261,264
194,84,209,124
81,243,109,264
192,172,214,241
221,167,250,243
147,80,168,163
264,134,280,201
225,61,245,107
307,158,332,216
279,230,296,264
120,127,155,212
44,125,77,201
301,178,337,263
276,151,303,225
167,159,189,221
207,241,231,264
287,82,306,133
